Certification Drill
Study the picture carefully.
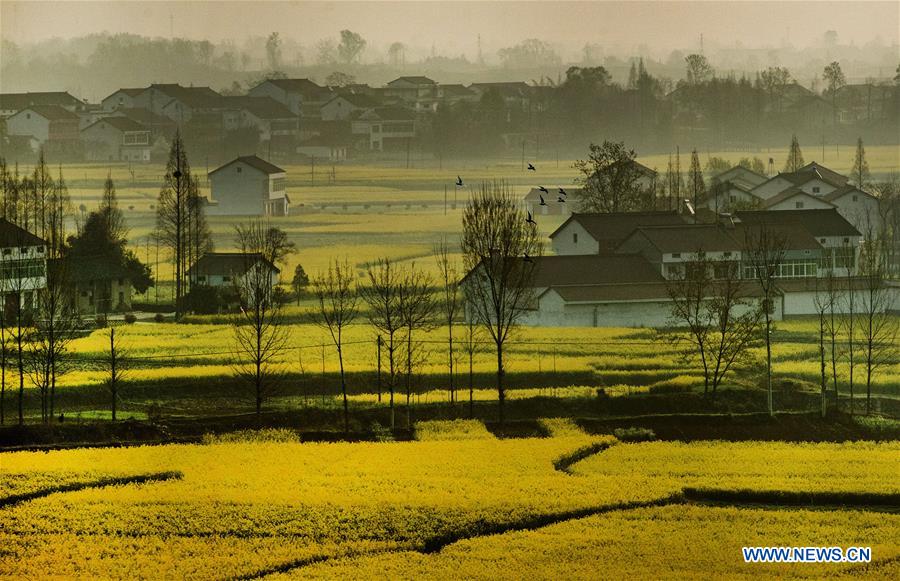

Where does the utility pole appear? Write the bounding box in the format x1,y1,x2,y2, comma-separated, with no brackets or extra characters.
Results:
521,140,525,171
310,156,315,186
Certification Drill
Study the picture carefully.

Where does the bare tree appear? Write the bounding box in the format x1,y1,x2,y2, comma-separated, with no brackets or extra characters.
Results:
312,259,359,433
574,141,650,213
744,224,787,416
858,218,899,415
105,326,127,421
435,240,461,406
231,220,291,419
666,254,760,395
361,258,403,429
29,261,79,423
819,267,843,405
397,263,434,428
461,180,542,423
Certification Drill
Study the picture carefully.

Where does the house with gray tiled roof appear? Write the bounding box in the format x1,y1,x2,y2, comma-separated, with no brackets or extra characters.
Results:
81,117,152,162
207,155,289,217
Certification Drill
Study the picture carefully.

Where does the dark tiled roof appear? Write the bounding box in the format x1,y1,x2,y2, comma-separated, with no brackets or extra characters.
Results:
822,184,876,202
362,106,416,121
549,211,686,245
763,187,834,208
793,162,849,186
440,84,476,97
115,108,175,126
103,88,144,100
188,252,279,276
388,76,436,86
82,116,147,133
0,218,46,247
735,209,861,237
225,96,297,119
527,254,665,287
15,105,79,121
0,92,82,110
262,78,331,99
628,224,744,253
209,155,285,177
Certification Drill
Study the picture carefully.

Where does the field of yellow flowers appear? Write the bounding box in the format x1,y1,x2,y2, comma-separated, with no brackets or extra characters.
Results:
1,421,897,578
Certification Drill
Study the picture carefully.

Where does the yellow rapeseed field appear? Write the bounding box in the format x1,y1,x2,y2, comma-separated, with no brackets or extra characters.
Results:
1,432,895,578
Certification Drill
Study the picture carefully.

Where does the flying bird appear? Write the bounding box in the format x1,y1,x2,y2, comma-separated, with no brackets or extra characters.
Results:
456,175,463,186
538,185,548,193
558,196,566,203
526,211,536,224
558,187,567,196
539,195,547,206
527,163,536,171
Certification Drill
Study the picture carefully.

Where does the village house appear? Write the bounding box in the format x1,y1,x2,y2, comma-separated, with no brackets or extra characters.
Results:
81,117,152,162
0,91,87,119
0,219,47,315
66,257,134,314
464,207,892,328
100,88,145,112
188,252,280,290
297,134,350,162
833,84,896,124
221,96,300,158
320,93,382,121
248,78,333,119
383,76,438,112
437,84,478,106
5,105,81,155
350,106,417,151
207,155,289,216
468,82,532,110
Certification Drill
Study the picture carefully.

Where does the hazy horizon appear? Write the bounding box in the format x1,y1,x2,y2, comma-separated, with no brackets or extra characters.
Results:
3,1,899,62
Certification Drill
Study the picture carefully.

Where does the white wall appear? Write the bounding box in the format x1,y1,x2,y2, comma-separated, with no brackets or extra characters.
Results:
768,195,833,211
208,163,275,215
551,222,599,255
6,111,50,143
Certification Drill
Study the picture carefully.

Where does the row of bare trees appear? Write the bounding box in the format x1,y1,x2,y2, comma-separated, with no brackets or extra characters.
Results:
667,223,897,418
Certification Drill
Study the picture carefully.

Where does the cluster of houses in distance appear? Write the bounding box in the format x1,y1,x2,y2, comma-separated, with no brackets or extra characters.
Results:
0,77,531,164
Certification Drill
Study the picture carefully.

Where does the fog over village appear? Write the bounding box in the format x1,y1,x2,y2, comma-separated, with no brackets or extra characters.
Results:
0,1,899,579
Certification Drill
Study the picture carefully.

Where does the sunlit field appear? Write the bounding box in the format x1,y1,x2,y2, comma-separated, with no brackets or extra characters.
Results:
1,423,896,578
6,316,898,424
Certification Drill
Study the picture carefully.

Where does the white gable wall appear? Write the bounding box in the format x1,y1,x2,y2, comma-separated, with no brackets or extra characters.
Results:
551,221,600,255
767,194,834,211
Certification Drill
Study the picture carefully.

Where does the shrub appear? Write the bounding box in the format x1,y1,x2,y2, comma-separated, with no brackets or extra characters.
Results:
613,427,656,442
369,421,394,442
414,419,494,441
153,313,165,323
123,313,137,324
202,428,300,444
94,314,108,328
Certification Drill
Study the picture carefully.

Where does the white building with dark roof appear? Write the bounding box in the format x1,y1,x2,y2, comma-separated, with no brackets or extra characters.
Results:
81,117,152,162
0,219,48,312
5,105,81,153
207,156,289,216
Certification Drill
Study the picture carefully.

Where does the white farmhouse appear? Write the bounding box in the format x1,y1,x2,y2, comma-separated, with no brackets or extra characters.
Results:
81,117,152,162
247,78,332,118
0,219,47,312
187,252,280,290
207,156,289,216
350,106,416,151
5,105,80,154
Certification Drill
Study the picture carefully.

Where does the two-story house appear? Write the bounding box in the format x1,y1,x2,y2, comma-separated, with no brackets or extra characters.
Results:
5,105,81,155
207,156,289,216
0,219,47,315
247,78,332,119
81,117,152,162
350,106,416,151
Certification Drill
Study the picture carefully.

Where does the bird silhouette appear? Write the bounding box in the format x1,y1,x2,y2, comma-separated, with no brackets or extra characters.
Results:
558,196,566,203
523,253,534,263
539,195,547,206
527,163,536,171
558,187,567,196
456,175,463,186
526,211,536,224
538,185,548,193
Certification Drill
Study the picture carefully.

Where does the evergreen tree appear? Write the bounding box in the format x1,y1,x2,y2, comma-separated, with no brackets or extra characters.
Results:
156,131,194,319
783,134,805,172
851,137,870,189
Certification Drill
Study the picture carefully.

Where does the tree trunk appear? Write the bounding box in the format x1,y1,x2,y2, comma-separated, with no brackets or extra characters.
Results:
468,349,474,419
496,342,505,425
339,346,348,434
765,313,773,417
819,315,827,419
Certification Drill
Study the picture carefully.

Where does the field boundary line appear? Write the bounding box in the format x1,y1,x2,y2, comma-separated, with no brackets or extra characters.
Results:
0,470,183,509
553,439,617,474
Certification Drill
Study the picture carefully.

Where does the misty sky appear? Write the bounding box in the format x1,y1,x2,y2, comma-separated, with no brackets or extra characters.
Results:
2,1,898,60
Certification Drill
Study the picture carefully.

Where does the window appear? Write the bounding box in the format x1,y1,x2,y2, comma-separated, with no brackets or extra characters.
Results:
2,249,10,256
236,167,242,173
223,276,231,282
852,195,858,202
118,278,124,286
795,201,804,209
26,113,31,119
773,259,818,278
820,238,826,244
723,252,732,258
812,186,820,193
197,275,206,282
573,233,578,244
20,247,28,254
672,253,681,259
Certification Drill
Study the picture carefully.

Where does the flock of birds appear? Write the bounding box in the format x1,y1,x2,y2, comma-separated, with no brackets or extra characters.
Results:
456,162,560,265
